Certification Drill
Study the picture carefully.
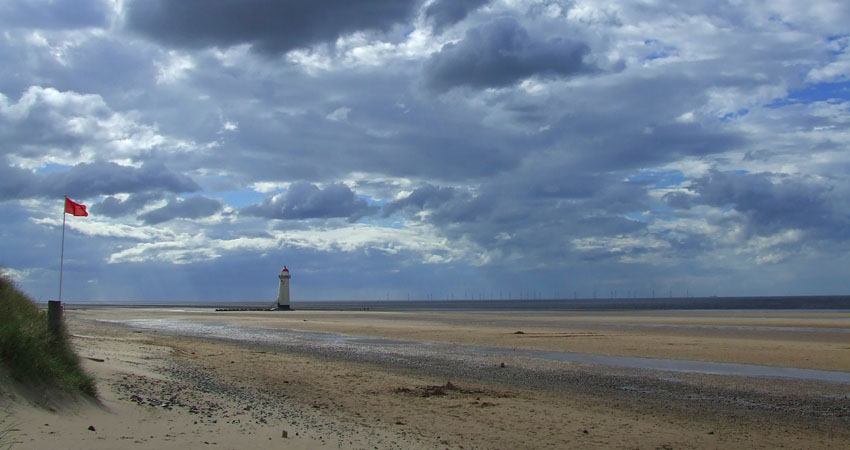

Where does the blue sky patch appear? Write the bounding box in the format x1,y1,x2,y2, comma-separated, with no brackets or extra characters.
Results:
721,108,749,121
214,188,265,208
766,80,850,108
627,169,687,189
35,163,71,174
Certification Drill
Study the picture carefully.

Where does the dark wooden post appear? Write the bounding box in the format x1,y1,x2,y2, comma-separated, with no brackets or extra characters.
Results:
48,300,63,334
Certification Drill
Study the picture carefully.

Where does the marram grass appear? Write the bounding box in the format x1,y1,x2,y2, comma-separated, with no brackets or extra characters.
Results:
0,407,14,450
0,271,96,396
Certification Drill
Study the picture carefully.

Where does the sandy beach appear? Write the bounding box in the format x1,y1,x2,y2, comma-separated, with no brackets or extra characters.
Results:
3,307,850,449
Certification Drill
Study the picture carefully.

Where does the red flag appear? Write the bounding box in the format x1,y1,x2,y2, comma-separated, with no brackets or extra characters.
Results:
65,197,88,217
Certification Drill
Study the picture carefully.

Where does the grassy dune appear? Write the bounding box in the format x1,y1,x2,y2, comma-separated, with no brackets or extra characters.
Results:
0,272,95,396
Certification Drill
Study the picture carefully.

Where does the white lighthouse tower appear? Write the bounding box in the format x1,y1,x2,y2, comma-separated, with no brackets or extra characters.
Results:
277,266,291,310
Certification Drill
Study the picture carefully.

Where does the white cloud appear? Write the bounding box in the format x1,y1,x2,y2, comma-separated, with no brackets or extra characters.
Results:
155,51,195,84
741,229,804,265
106,221,476,266
0,266,31,282
807,56,850,83
251,181,290,194
31,216,178,242
1,86,202,168
326,106,351,122
571,235,671,258
675,111,695,123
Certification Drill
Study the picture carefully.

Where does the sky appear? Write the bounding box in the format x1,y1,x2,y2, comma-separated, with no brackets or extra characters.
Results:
1,0,849,303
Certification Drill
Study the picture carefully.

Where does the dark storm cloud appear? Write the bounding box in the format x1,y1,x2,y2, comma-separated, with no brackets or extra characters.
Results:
381,168,644,232
124,0,420,54
687,170,847,236
540,118,744,173
196,77,524,183
577,216,646,235
662,191,693,209
383,183,493,225
594,123,741,169
0,0,110,29
375,135,521,181
242,182,374,221
423,17,595,92
526,71,749,171
425,0,490,33
585,181,652,214
379,165,657,267
0,161,199,201
382,184,458,217
49,162,200,198
0,164,33,201
527,172,605,199
137,196,223,225
91,192,163,218
0,87,109,159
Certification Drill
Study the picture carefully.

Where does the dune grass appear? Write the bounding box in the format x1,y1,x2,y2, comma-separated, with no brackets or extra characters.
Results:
0,407,14,450
0,272,96,396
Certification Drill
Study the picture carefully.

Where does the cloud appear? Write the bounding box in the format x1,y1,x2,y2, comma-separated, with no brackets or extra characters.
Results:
686,170,848,237
55,162,199,197
0,86,196,168
382,184,459,216
662,191,693,210
807,36,850,83
326,106,351,122
0,164,33,201
105,221,468,266
0,0,110,29
381,183,494,225
425,0,490,34
91,192,163,217
422,17,595,92
124,0,420,54
0,86,112,162
0,161,199,201
242,182,375,221
137,196,223,225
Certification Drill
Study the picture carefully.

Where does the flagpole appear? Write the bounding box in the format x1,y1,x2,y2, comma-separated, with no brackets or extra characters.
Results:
59,196,66,301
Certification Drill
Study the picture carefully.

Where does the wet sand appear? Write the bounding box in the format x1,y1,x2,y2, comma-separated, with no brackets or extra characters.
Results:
4,307,850,449
90,308,850,371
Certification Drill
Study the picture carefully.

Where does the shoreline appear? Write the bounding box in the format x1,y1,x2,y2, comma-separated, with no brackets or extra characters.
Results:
51,294,850,312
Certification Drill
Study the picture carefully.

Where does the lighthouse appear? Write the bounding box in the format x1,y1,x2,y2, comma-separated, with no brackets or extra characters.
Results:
277,266,291,310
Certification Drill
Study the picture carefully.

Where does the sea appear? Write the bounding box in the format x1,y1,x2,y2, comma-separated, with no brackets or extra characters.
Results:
65,295,850,311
